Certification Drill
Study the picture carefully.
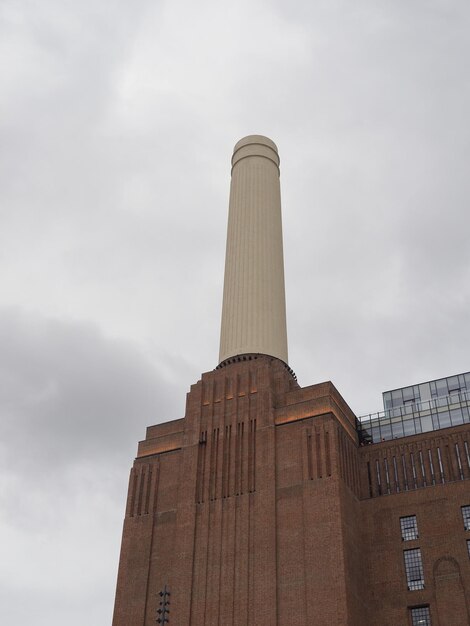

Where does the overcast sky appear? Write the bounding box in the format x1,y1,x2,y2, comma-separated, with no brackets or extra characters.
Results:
1,1,470,624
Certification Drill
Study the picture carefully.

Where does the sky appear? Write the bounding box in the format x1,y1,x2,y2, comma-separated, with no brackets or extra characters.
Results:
1,0,470,624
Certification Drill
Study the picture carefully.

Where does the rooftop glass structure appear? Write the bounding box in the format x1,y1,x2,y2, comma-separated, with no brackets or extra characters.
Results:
358,372,470,444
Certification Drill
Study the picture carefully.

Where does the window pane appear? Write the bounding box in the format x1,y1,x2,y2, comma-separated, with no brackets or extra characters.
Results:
404,549,424,590
450,407,464,426
462,505,470,531
371,427,380,443
410,606,431,626
400,515,419,541
392,389,403,407
403,418,417,436
383,392,393,410
392,420,405,438
437,410,451,428
380,423,392,441
419,383,432,402
420,414,433,433
435,379,448,397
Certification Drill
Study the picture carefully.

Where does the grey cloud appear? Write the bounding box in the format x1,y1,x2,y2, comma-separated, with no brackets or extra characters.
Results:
1,0,470,624
0,308,184,626
0,308,179,473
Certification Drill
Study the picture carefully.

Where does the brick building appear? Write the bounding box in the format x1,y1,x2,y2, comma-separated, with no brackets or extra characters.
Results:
112,137,470,625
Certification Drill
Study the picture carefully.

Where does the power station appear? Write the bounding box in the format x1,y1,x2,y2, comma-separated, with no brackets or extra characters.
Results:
112,136,470,625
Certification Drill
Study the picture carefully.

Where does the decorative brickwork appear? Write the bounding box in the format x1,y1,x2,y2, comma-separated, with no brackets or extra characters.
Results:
361,428,470,497
113,357,470,625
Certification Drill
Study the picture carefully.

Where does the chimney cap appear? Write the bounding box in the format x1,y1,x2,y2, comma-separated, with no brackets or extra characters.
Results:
233,135,278,154
232,135,280,170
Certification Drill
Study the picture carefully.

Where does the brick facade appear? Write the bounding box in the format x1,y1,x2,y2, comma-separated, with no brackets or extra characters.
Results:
112,355,470,625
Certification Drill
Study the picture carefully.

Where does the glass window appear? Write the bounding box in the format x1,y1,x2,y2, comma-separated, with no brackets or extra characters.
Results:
431,413,441,430
403,418,418,436
392,420,405,438
383,392,393,411
462,505,470,531
420,414,433,433
404,549,425,590
448,391,462,404
410,606,431,626
464,406,470,423
419,383,432,403
436,396,449,409
467,540,470,558
435,379,448,397
450,407,464,426
401,515,419,541
371,426,380,444
380,422,392,441
437,409,452,428
392,389,403,407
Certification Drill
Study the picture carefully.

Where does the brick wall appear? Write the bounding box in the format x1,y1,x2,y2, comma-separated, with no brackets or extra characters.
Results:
112,356,470,625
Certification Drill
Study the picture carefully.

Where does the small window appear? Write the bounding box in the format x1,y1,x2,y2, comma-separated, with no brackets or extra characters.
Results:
467,540,470,558
404,549,425,591
462,505,470,531
410,605,431,625
401,515,419,541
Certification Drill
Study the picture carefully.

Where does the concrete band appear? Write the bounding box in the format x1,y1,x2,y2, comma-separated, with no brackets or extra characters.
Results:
232,139,280,172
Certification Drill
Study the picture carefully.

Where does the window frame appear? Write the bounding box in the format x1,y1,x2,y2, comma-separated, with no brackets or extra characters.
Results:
404,548,425,591
409,605,431,626
400,515,419,541
462,505,470,531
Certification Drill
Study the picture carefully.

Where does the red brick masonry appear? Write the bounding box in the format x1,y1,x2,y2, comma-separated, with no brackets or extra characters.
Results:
113,356,470,625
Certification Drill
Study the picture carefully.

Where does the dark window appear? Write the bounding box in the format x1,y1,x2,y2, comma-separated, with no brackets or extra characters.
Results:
410,605,431,625
404,549,425,590
462,505,470,531
467,540,470,558
401,515,419,541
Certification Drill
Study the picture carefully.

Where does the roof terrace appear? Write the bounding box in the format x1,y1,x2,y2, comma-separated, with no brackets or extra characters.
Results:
357,390,470,444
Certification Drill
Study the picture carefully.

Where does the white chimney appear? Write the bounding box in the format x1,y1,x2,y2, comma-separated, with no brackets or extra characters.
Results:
219,135,288,365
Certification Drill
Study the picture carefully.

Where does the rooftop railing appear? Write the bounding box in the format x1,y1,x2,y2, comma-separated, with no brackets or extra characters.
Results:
357,391,470,444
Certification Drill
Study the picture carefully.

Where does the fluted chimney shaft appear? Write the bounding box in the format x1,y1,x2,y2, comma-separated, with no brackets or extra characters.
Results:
219,135,288,365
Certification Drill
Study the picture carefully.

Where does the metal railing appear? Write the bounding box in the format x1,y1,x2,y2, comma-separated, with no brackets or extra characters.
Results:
357,391,470,444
